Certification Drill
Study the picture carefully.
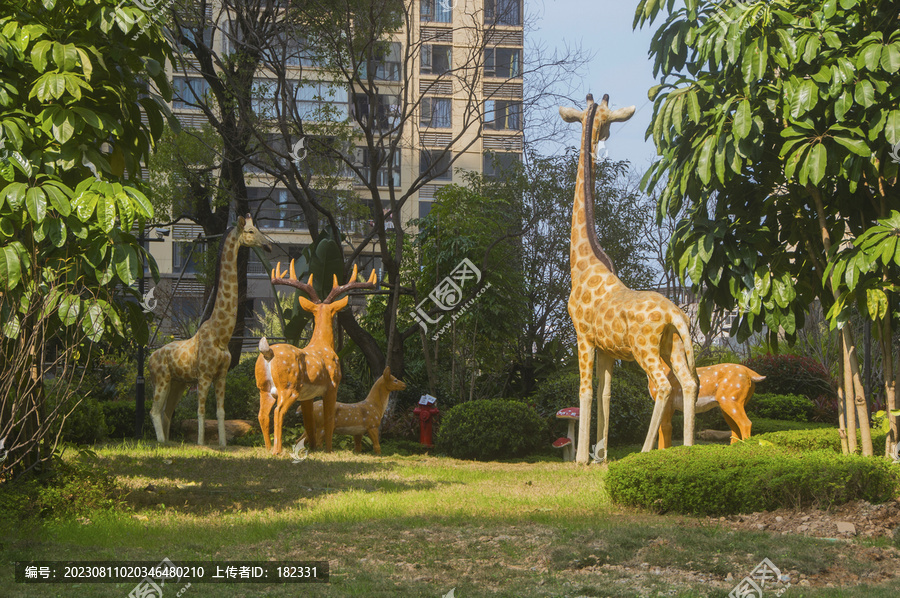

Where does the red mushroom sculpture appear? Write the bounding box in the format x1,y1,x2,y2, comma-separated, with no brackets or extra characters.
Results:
555,407,580,461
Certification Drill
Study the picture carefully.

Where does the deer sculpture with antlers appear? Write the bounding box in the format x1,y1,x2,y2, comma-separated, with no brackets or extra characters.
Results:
255,260,377,455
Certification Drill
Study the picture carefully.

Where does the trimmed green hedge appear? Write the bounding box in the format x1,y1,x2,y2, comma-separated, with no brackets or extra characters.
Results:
755,428,888,455
606,443,899,516
749,417,833,435
747,393,816,422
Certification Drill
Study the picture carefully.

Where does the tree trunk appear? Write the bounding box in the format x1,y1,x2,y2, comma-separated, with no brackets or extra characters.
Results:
844,327,873,456
881,312,897,458
841,337,858,454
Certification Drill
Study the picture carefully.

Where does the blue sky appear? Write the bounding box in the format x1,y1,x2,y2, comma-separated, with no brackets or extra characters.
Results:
528,0,661,174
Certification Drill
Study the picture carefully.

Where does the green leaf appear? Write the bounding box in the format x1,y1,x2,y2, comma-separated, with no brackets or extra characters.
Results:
885,110,900,145
72,190,98,221
808,144,828,185
866,288,888,320
113,244,139,286
58,293,80,326
1,182,27,211
43,183,72,216
832,135,870,157
733,99,751,139
697,136,715,186
25,187,47,223
854,80,875,107
0,245,22,290
48,218,66,248
882,43,900,72
30,39,52,73
30,73,66,102
82,300,105,343
861,44,882,71
96,193,117,233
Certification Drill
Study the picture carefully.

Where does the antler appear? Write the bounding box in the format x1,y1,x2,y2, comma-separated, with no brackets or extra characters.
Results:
271,259,321,303
323,263,378,303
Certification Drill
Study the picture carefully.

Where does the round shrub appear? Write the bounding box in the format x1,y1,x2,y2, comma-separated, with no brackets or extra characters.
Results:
435,398,546,461
530,363,655,446
224,355,262,421
59,397,108,445
744,354,836,401
747,393,816,422
606,443,899,516
100,399,152,439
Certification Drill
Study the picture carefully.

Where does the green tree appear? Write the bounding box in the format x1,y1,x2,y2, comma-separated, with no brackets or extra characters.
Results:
636,0,900,455
0,0,172,477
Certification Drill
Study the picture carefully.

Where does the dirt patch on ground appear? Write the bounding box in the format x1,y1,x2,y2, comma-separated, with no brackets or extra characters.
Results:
708,498,900,539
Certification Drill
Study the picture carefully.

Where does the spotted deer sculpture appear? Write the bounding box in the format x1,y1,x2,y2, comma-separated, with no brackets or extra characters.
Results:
559,94,699,463
650,363,764,448
256,261,377,455
149,215,271,446
300,366,406,454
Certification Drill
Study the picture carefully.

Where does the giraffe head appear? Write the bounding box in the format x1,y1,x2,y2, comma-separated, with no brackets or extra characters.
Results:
237,214,272,252
559,94,635,156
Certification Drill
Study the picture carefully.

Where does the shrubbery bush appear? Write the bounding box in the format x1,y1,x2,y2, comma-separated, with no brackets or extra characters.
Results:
56,397,108,445
754,428,888,455
606,442,899,516
747,393,816,422
749,417,833,435
435,398,546,461
531,363,654,446
224,355,261,421
101,399,151,439
744,354,835,401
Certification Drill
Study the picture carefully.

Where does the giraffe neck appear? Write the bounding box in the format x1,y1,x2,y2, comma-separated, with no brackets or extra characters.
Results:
571,103,616,276
201,227,242,349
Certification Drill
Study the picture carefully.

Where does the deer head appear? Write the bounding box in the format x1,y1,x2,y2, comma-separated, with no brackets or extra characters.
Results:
380,366,407,392
559,94,635,157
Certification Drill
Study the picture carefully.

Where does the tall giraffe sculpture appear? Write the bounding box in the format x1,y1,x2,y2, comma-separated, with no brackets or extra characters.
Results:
149,215,271,446
559,94,699,463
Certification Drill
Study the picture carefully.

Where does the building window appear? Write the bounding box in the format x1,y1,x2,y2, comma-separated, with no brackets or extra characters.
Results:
248,188,307,230
420,150,452,181
421,44,452,76
172,240,205,273
173,77,209,110
295,81,349,121
356,148,401,187
421,0,452,23
485,0,521,26
353,93,399,130
419,199,434,219
483,151,521,178
485,99,522,130
420,97,452,128
360,42,401,81
485,47,521,78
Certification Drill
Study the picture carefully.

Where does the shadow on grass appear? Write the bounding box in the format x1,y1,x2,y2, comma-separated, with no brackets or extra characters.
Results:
99,441,454,516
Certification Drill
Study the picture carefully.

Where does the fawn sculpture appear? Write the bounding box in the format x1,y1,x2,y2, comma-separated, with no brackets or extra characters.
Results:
559,94,699,462
149,215,270,446
300,366,406,454
256,261,376,454
649,363,764,448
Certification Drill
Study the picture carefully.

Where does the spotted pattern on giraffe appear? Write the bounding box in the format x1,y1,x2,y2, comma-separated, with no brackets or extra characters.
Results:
149,216,270,447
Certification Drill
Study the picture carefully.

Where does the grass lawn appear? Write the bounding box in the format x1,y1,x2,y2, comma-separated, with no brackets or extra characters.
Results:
1,439,899,597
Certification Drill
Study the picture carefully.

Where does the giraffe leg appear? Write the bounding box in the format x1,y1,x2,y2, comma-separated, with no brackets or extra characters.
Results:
213,361,228,447
322,388,337,453
668,335,698,447
642,366,672,452
595,354,614,461
196,377,213,445
258,390,275,451
575,337,595,464
150,377,170,443
163,381,187,441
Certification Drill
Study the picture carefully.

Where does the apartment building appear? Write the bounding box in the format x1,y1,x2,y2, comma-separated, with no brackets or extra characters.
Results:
144,0,525,339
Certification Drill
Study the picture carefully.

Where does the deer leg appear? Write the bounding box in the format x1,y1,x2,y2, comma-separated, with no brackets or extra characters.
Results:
574,337,595,464
657,397,676,450
322,388,337,453
258,390,275,451
299,400,317,451
354,435,363,453
369,429,381,455
272,391,298,455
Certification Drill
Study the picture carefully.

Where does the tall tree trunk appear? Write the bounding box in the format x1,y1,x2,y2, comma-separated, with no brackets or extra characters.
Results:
841,338,858,454
881,309,897,458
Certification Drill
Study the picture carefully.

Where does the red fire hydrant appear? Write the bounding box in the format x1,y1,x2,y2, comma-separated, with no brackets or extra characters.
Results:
414,394,439,447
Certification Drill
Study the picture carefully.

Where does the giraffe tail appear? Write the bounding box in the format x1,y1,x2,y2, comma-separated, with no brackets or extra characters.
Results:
259,337,275,361
672,315,696,375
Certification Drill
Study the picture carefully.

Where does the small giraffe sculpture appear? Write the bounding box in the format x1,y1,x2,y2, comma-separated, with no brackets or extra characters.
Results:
149,215,271,446
300,366,407,454
256,261,377,455
559,94,699,463
650,363,764,448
